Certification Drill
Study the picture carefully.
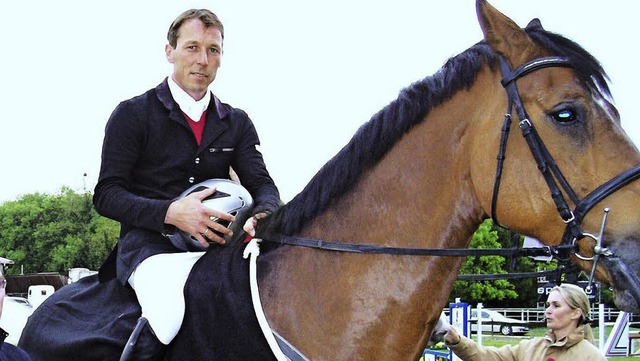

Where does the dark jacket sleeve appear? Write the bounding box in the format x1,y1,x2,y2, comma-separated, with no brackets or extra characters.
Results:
93,99,173,234
228,109,281,215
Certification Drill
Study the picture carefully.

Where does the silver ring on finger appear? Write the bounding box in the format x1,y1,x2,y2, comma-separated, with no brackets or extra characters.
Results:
203,228,210,236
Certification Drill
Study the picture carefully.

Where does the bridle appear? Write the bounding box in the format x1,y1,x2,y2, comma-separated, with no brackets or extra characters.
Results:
492,56,640,288
263,56,640,285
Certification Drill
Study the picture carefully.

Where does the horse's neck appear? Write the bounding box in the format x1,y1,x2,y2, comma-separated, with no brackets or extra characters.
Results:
301,91,489,248
259,68,500,360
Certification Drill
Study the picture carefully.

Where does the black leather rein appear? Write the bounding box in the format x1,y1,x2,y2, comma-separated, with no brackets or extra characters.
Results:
275,235,574,259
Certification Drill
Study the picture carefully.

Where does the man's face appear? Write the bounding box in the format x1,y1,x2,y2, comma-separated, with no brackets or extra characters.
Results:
165,18,223,100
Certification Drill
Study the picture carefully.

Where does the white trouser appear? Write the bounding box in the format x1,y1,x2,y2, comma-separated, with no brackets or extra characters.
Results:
128,251,205,345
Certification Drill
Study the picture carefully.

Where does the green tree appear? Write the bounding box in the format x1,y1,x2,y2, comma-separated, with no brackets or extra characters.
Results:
448,219,564,308
0,188,119,274
491,224,546,308
449,219,518,305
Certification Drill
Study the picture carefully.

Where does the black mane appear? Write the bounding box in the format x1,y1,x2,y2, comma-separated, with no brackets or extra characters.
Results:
259,23,611,239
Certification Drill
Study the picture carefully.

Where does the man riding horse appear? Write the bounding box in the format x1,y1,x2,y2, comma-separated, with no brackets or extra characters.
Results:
92,8,280,360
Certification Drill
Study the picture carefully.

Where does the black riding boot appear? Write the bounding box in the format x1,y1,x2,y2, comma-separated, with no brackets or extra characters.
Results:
119,317,167,361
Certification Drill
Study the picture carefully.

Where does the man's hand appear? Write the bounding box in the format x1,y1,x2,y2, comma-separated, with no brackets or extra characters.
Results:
243,211,270,237
165,186,235,248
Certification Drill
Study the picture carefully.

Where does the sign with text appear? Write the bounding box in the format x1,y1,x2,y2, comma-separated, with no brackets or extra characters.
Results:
537,281,598,303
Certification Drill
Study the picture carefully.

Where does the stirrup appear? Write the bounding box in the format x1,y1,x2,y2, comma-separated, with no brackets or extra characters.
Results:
120,317,166,361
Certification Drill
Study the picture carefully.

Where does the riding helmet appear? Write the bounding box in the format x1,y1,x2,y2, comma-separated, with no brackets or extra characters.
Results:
166,178,254,251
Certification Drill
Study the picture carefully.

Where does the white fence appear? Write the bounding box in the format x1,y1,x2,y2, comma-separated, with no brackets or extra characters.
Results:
444,306,630,324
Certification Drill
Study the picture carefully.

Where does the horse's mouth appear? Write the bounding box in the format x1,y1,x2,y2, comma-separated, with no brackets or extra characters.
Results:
603,257,640,313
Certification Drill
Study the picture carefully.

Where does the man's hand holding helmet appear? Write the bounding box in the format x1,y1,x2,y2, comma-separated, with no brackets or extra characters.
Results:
164,179,255,251
165,186,235,249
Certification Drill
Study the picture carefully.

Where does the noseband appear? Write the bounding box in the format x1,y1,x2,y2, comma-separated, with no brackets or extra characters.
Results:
492,56,640,287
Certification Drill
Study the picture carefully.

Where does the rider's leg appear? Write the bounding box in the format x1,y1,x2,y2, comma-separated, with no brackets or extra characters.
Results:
120,252,205,360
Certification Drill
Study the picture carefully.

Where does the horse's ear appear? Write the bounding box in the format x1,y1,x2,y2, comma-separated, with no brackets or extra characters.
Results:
525,18,544,31
476,0,538,67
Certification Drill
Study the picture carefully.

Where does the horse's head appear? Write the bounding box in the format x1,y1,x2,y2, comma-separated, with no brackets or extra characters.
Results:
473,0,640,312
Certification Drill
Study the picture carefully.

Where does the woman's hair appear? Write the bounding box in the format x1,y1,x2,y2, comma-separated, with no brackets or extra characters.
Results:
550,283,595,343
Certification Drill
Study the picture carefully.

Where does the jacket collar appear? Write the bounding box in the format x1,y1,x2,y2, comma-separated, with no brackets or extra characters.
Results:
156,78,229,120
155,79,230,150
166,76,211,121
544,325,586,348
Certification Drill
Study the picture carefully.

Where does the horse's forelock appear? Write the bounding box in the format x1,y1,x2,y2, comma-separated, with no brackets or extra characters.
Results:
526,27,612,100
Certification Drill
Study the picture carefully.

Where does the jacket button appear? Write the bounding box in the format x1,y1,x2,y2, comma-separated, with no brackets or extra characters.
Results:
188,177,195,183
195,158,200,164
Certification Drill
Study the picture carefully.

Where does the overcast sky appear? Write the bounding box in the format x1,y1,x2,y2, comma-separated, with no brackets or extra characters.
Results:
1,1,638,203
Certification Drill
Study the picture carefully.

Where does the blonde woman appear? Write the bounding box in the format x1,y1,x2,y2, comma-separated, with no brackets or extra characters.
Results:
444,283,606,361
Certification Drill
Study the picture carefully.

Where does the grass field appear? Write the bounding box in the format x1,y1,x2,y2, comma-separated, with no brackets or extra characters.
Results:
428,327,639,361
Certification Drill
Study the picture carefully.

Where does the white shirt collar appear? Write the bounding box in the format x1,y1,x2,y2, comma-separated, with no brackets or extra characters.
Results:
167,76,211,122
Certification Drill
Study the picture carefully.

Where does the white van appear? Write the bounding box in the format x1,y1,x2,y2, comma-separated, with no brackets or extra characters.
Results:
27,285,55,309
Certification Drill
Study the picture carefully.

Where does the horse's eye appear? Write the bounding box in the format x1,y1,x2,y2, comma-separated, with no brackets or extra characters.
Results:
551,109,577,124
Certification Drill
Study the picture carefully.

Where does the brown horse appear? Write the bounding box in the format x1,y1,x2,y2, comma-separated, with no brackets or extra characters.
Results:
18,1,640,360
245,1,640,360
